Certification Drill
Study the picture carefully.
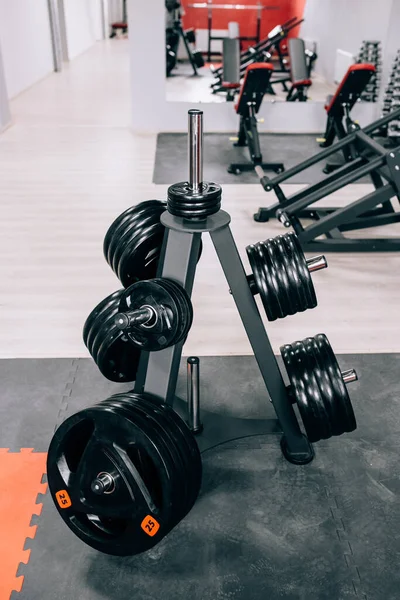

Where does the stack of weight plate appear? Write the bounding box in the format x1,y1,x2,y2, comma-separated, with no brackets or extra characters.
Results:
357,40,382,102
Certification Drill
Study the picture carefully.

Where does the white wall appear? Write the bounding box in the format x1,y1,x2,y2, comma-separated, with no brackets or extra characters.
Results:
128,0,376,134
0,40,11,129
301,0,393,85
63,0,103,60
0,0,54,98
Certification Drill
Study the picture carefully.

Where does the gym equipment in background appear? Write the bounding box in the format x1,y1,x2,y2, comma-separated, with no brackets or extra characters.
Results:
47,110,358,557
110,0,127,38
381,49,400,139
165,4,204,76
356,41,382,102
210,17,303,95
254,107,400,252
219,37,242,100
188,1,279,62
318,63,376,173
227,63,284,175
285,38,312,101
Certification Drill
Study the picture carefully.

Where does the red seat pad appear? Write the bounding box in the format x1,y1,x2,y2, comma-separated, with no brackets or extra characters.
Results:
292,78,312,88
235,63,274,115
222,82,241,89
111,22,128,28
325,63,376,114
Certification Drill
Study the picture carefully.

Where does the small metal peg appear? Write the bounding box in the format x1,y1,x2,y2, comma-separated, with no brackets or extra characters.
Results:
306,255,328,273
341,369,358,384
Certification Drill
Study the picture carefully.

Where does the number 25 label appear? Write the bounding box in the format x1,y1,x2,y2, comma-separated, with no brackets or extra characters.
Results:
141,515,160,537
55,490,72,509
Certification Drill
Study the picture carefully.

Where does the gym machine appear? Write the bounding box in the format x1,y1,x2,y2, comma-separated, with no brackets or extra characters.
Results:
254,107,400,252
318,63,376,173
110,0,127,38
166,2,204,76
227,63,284,175
210,17,303,95
46,110,358,557
188,1,278,62
285,38,312,101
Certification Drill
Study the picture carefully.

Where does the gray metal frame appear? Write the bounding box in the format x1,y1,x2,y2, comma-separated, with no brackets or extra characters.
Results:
137,109,313,463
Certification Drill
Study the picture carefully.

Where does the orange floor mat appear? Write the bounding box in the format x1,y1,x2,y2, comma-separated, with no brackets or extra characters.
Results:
0,449,47,600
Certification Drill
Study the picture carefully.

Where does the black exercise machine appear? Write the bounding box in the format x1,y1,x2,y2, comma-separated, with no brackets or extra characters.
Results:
228,63,284,175
285,38,312,101
319,63,376,172
253,107,400,252
268,38,312,101
166,3,204,76
210,17,303,95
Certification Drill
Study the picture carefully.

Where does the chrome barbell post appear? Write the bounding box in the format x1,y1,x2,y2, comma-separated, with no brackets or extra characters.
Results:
115,307,155,330
187,356,203,433
306,255,328,273
188,109,203,192
341,369,358,384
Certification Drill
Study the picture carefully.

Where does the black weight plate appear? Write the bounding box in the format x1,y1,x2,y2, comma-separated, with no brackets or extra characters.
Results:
83,290,124,350
276,235,309,314
262,239,293,318
117,228,166,287
285,233,317,309
154,278,193,346
296,340,333,441
123,392,202,511
153,401,202,514
99,397,186,526
90,313,124,363
313,334,356,434
119,280,181,351
247,243,283,321
111,210,164,274
305,336,345,437
104,200,165,263
108,395,189,524
280,341,321,442
47,404,176,555
289,340,331,442
118,393,201,516
95,327,140,382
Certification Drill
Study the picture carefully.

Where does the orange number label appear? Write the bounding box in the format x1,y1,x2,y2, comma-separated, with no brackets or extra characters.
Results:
55,490,72,509
141,515,160,537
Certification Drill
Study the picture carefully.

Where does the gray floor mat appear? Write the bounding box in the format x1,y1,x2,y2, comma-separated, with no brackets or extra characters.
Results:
7,353,400,600
0,358,78,451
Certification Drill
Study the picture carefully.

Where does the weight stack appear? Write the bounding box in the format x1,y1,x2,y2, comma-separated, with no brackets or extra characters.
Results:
357,40,382,102
381,48,400,139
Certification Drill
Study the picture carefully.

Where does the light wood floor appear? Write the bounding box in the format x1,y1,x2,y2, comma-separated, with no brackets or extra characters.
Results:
1,39,399,358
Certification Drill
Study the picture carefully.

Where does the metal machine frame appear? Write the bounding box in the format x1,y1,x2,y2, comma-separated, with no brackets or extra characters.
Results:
135,110,314,464
228,63,284,175
253,108,400,252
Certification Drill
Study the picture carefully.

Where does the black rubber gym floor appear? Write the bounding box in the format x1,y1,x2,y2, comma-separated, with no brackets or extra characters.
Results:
5,354,400,600
153,133,371,185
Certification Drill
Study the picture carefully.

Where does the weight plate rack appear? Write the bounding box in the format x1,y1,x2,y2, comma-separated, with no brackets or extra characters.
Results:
47,109,359,557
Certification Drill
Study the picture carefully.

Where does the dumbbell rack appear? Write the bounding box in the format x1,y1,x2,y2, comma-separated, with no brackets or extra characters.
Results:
357,40,382,102
134,109,314,464
382,49,400,138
